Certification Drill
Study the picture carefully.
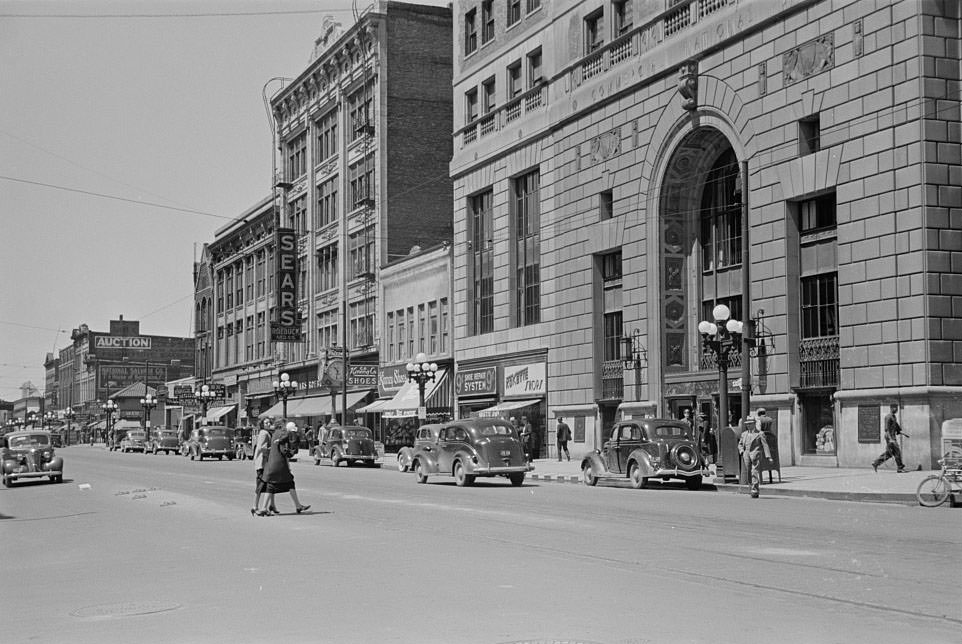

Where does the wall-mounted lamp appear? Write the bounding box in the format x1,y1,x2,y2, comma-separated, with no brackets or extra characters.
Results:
621,329,648,372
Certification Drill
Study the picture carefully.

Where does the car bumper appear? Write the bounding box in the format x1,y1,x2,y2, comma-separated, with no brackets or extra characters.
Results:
653,467,709,478
201,449,232,456
8,470,60,481
473,464,532,475
344,453,378,462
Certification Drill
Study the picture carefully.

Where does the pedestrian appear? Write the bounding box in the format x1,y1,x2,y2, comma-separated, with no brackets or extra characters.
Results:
260,421,310,515
872,403,906,473
756,407,773,434
699,413,716,464
521,416,533,463
251,418,275,516
737,417,772,498
556,416,571,461
681,408,693,429
305,425,315,449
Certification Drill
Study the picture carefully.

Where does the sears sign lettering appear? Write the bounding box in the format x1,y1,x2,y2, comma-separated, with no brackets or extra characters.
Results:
94,336,152,350
272,228,300,342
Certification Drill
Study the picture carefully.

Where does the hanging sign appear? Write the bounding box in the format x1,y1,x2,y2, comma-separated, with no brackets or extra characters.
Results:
271,227,301,342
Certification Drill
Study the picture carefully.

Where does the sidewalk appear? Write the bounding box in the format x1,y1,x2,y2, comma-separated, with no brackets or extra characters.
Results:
526,457,951,506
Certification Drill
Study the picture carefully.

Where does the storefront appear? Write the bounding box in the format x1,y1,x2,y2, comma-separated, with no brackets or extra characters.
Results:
359,363,453,451
256,364,376,432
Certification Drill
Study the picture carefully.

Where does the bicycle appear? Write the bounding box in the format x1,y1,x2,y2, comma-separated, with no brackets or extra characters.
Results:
916,455,962,507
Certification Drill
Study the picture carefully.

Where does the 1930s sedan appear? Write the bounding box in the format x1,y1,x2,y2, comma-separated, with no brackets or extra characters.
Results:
147,428,181,455
313,426,380,467
233,427,254,460
2,430,64,486
396,423,443,472
410,418,532,487
119,430,147,453
186,426,234,461
581,418,707,490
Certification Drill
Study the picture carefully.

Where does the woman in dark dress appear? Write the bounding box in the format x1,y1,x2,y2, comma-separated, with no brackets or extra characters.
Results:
261,421,310,515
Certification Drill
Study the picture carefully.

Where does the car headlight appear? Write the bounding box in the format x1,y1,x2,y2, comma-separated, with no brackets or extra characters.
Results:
42,450,52,460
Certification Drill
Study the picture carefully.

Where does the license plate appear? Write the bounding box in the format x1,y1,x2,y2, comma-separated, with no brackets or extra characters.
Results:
500,450,511,457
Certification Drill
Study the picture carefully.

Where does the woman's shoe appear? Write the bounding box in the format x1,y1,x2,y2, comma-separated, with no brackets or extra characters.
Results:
250,508,257,517
255,509,270,517
296,505,311,514
269,505,279,514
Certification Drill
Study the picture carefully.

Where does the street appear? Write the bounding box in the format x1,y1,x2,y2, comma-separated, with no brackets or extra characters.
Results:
2,447,959,644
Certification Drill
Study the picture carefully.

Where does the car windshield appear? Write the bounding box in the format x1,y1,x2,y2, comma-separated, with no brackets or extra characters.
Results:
477,425,515,437
160,431,178,438
8,434,50,448
344,429,371,439
651,424,692,439
129,432,146,439
205,429,228,438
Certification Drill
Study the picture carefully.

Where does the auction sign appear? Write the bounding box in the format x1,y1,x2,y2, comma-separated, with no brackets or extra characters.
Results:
271,227,302,342
94,335,152,350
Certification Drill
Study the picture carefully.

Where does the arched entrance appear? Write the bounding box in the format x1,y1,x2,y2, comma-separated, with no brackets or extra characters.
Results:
658,126,744,441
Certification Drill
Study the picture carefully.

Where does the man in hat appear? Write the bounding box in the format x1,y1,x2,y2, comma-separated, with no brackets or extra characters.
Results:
738,414,772,498
872,402,906,473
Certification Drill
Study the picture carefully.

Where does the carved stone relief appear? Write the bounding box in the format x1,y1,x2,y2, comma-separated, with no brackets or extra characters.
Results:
782,34,834,85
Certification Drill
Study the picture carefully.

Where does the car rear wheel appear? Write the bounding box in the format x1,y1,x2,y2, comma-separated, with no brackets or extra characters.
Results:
685,476,703,491
629,462,648,489
509,472,525,486
51,474,62,484
582,463,598,487
454,461,474,487
397,457,408,472
2,474,10,487
415,461,428,484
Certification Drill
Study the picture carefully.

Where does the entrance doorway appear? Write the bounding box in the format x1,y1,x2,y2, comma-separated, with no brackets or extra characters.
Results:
799,391,834,454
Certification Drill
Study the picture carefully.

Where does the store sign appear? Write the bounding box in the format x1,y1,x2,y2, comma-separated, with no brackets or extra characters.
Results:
98,365,168,389
455,367,497,397
503,362,546,398
94,336,152,350
378,365,410,397
271,227,300,343
349,364,378,388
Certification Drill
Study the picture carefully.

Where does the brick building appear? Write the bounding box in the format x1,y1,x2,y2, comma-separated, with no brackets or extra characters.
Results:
450,0,960,467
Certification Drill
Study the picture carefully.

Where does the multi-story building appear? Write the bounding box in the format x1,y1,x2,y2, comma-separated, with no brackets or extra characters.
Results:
450,0,961,467
226,2,454,426
43,352,59,411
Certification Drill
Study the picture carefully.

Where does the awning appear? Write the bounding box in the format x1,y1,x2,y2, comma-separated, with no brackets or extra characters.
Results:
206,404,237,422
380,370,449,418
476,399,541,418
357,398,393,414
259,391,371,419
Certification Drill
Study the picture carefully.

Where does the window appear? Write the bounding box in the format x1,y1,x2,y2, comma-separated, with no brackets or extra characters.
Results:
348,229,374,280
603,311,623,362
801,273,838,338
482,77,496,113
585,9,605,53
465,88,479,122
464,8,478,55
286,132,307,180
700,150,742,271
317,177,338,228
246,258,254,300
235,262,244,306
799,114,820,155
397,309,406,359
256,312,265,358
513,169,541,326
225,269,233,309
386,312,395,362
256,251,265,297
600,189,614,220
348,81,374,142
602,250,622,281
407,306,415,357
246,316,254,361
349,156,374,208
290,195,307,234
527,48,542,87
349,300,375,348
613,0,633,37
267,247,274,293
526,0,540,12
316,244,338,292
701,296,743,333
216,272,224,313
507,61,523,99
481,1,494,44
507,0,521,26
429,300,439,354
317,309,338,352
470,190,494,335
440,297,449,353
418,303,426,354
315,109,338,163
800,193,836,232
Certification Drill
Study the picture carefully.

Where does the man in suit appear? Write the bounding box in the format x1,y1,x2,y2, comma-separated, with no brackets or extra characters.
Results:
872,402,906,473
738,418,772,498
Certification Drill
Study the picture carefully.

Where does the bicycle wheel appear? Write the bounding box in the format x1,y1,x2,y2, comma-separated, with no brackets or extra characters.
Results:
916,475,950,507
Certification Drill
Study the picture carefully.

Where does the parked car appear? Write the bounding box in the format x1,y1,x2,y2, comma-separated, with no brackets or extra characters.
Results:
1,430,64,486
147,427,181,455
581,418,708,490
410,418,532,487
186,426,234,461
233,427,254,460
119,430,148,453
313,425,379,467
396,424,443,472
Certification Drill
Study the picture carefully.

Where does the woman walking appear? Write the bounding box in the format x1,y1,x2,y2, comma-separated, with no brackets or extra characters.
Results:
260,421,310,515
251,418,273,516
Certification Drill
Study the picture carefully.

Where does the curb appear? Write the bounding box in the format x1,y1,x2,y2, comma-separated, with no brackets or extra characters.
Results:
529,473,581,484
713,482,919,505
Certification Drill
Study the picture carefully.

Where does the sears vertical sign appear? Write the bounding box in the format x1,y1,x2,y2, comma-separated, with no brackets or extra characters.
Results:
271,227,302,342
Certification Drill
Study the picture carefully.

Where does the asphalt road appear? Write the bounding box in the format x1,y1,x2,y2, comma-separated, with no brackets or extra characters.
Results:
2,445,959,644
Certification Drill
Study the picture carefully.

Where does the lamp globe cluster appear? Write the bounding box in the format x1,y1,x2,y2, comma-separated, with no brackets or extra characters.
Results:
406,353,438,383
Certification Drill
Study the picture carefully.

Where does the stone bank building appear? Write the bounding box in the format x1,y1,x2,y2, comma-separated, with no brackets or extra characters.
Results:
450,0,960,467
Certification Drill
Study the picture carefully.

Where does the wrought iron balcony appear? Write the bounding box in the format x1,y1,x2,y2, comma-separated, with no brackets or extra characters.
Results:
799,335,839,388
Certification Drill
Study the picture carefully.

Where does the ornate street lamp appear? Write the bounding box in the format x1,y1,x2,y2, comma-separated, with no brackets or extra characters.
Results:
193,383,218,425
102,400,118,446
698,304,744,435
63,408,75,446
140,393,157,433
43,411,56,431
406,352,438,428
272,372,298,419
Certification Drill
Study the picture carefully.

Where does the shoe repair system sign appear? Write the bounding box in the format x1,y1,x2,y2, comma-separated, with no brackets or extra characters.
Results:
271,227,302,342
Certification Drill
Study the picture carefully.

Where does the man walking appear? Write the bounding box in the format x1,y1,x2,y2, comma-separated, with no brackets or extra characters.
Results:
556,416,571,462
872,402,906,473
738,417,772,498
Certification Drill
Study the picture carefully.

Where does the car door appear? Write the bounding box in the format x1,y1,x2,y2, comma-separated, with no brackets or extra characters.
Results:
436,427,460,474
321,429,339,458
607,424,635,474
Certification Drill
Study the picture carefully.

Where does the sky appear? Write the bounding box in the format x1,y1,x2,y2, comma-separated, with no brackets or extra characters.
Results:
0,0,451,400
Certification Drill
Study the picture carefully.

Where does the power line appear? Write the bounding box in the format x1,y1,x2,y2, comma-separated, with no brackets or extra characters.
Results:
0,320,69,333
0,8,356,19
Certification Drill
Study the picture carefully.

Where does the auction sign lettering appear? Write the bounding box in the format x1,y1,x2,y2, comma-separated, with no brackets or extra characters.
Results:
271,227,301,342
95,336,152,350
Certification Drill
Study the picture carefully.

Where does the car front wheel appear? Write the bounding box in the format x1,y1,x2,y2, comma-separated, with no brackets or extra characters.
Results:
582,463,598,486
685,476,703,491
415,461,428,484
397,457,408,472
509,472,525,486
629,462,648,489
330,450,340,467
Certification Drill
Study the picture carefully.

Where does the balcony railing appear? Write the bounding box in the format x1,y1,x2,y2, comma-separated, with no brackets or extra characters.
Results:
799,335,839,388
457,83,547,148
601,360,624,401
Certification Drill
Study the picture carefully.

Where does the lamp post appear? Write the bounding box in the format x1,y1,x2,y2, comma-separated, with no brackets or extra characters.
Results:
102,400,117,447
63,408,75,446
140,393,157,433
621,328,648,405
272,372,298,420
406,352,438,428
193,384,218,426
698,304,744,432
43,411,56,431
